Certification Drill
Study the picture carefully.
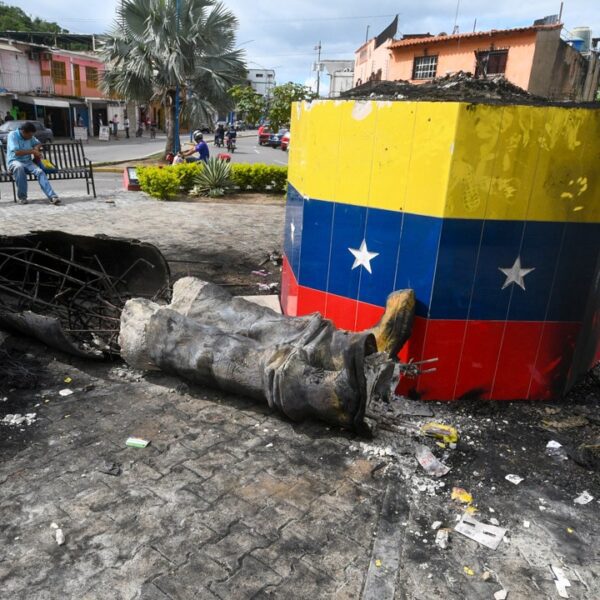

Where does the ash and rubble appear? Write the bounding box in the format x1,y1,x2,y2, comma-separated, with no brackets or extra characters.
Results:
341,71,590,105
0,231,170,358
1,322,598,598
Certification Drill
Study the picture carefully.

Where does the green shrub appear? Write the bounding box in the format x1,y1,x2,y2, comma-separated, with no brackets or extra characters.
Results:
172,162,203,191
137,166,181,200
230,164,288,194
192,157,232,197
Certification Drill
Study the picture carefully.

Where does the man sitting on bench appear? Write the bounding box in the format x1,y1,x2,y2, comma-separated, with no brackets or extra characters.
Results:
7,121,61,205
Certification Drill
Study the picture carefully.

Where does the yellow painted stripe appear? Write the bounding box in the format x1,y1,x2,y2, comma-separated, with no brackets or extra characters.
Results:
288,99,600,224
288,100,458,215
447,103,600,223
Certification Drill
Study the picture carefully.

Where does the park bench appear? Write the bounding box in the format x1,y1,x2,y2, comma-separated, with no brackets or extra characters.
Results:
0,140,96,202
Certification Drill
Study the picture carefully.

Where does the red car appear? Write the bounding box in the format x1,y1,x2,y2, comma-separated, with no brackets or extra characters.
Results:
258,125,271,146
280,131,290,151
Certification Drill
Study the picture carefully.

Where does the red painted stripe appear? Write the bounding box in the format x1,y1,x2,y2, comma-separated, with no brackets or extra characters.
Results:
396,317,582,401
282,259,584,401
529,322,581,399
281,256,299,317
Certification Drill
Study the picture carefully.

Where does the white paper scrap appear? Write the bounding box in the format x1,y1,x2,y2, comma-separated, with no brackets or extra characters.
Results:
573,491,593,505
454,514,507,550
505,474,523,485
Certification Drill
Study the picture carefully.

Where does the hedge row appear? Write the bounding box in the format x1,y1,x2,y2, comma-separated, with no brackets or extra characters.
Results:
137,162,288,200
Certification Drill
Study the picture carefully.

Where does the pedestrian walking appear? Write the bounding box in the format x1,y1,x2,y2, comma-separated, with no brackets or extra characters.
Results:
7,121,60,205
124,116,130,139
112,114,119,139
150,119,156,139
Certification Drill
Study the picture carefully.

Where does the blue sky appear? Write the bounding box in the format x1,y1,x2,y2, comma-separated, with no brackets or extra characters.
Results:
28,0,599,93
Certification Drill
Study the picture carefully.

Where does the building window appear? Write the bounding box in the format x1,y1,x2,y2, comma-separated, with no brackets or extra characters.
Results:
51,60,67,85
85,66,98,88
412,55,438,80
475,50,508,76
255,73,264,78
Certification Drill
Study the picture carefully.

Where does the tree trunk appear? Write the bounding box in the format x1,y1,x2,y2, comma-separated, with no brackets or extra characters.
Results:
164,92,177,155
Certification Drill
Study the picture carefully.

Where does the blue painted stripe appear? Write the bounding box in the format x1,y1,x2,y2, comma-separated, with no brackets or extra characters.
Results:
285,184,600,322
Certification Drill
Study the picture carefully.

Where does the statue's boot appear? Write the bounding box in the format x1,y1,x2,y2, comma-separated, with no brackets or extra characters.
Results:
369,289,415,360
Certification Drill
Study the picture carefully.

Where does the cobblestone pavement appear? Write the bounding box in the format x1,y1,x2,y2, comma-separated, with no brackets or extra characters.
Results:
0,356,381,600
0,184,284,267
1,187,599,599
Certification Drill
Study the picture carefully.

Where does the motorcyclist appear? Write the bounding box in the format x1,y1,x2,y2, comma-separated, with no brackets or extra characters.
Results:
181,131,210,163
214,124,225,147
225,125,237,151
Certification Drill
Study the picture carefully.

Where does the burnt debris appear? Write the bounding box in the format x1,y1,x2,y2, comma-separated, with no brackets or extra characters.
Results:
0,231,170,357
340,71,593,105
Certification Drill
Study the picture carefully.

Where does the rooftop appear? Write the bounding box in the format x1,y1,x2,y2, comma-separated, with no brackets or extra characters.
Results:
389,23,562,49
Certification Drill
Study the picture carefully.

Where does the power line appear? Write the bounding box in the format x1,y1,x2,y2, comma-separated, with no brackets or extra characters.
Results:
250,13,397,23
48,12,398,25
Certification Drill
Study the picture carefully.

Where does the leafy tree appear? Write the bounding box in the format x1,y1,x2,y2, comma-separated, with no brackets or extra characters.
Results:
102,0,247,154
267,82,317,131
0,3,66,32
229,84,265,126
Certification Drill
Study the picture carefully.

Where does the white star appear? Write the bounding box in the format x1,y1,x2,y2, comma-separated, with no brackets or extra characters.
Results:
348,239,379,274
499,256,535,291
290,221,295,243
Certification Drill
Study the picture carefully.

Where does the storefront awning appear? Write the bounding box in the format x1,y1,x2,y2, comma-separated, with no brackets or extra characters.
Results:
19,97,70,108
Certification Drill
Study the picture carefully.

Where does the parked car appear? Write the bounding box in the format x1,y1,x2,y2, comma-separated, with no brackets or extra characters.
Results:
0,120,54,146
267,128,288,148
258,126,271,146
280,130,290,151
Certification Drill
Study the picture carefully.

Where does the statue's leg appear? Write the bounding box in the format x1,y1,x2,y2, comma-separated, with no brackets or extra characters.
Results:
120,301,380,432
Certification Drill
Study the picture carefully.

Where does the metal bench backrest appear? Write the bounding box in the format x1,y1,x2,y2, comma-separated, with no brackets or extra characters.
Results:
42,141,88,170
0,141,88,172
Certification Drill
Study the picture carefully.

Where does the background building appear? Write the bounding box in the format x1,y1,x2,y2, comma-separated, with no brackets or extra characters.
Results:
388,23,599,101
352,19,600,102
0,40,108,136
321,60,354,97
353,16,398,86
246,68,276,97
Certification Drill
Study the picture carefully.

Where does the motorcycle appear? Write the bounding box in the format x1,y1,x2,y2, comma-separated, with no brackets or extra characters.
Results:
226,135,236,153
214,134,224,147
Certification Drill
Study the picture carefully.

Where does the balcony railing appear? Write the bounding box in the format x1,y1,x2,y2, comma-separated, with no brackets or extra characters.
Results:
0,72,102,98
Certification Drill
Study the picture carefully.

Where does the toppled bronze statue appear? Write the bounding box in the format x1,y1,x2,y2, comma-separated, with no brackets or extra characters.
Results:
120,277,414,433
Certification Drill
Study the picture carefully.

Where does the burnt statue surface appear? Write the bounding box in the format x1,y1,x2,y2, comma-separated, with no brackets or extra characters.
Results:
120,277,415,433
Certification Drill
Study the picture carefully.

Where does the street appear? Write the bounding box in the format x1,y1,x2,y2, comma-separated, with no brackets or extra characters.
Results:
68,132,288,167
194,134,289,167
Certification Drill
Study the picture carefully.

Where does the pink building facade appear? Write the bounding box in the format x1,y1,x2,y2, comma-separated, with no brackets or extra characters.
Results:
0,39,131,137
353,37,394,87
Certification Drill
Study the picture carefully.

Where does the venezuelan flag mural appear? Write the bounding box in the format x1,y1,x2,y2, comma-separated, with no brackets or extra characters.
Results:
281,100,600,401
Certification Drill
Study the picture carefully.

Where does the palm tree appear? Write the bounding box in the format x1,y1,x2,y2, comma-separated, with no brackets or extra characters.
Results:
101,0,247,154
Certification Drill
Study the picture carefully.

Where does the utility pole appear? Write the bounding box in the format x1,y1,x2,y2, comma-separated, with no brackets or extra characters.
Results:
315,41,322,97
173,0,181,153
